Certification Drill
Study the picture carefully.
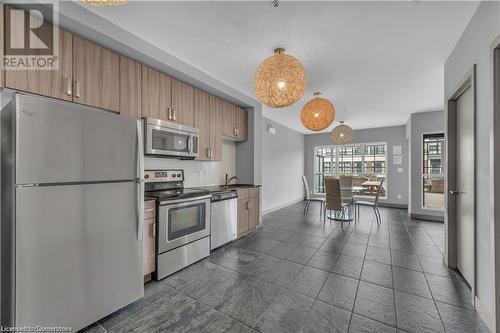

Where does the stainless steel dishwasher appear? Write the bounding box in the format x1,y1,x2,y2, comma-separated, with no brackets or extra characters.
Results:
210,190,238,250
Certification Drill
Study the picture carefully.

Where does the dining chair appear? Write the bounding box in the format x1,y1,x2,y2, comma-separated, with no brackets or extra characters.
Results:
355,178,385,224
339,175,356,221
302,176,325,215
324,176,350,226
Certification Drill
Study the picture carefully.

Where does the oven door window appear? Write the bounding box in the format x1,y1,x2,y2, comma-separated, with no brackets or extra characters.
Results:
168,202,206,241
152,129,189,153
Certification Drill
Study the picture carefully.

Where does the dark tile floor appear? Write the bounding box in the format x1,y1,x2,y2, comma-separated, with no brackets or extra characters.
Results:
81,202,490,333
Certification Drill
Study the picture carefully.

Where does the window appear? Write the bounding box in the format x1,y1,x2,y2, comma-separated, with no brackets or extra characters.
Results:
314,142,387,198
422,133,445,210
364,144,386,174
315,147,335,193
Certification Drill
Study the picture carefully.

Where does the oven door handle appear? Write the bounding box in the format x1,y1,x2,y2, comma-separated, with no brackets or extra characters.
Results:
160,195,212,206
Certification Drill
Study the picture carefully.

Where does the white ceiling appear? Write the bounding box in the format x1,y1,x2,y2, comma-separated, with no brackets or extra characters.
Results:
82,1,478,133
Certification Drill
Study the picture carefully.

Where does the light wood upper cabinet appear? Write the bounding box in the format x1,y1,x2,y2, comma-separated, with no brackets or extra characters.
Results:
209,96,223,161
141,65,171,121
0,9,247,150
221,99,235,137
171,78,195,127
194,89,211,160
235,106,248,141
219,99,247,141
194,90,222,161
4,7,73,100
119,56,142,118
73,36,120,112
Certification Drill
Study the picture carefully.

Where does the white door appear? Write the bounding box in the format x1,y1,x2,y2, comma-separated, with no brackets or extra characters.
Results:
456,87,474,285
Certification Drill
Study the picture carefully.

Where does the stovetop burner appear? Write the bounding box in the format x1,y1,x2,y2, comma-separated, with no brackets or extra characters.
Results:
144,169,210,202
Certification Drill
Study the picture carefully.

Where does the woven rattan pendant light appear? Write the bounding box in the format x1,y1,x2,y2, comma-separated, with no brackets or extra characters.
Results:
254,48,307,108
300,92,335,131
81,0,127,7
331,121,353,144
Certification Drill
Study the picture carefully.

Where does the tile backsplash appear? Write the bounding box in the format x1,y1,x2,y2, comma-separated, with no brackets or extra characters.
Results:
144,140,236,187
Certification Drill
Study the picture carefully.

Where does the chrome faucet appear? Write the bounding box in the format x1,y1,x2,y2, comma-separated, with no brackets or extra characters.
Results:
225,174,240,186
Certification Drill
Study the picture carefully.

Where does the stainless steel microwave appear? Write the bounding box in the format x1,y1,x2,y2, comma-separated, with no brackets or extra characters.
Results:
144,117,199,158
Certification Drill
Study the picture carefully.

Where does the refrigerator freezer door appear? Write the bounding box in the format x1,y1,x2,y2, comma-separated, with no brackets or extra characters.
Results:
15,94,140,184
15,182,143,331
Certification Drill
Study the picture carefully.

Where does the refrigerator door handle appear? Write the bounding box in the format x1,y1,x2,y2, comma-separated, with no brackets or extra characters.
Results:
136,119,145,241
136,120,144,180
137,180,144,241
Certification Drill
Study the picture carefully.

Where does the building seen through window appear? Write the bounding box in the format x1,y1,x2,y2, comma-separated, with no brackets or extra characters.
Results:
314,142,387,198
422,133,445,210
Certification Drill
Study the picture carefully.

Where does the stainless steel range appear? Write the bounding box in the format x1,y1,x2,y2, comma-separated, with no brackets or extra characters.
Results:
144,170,211,280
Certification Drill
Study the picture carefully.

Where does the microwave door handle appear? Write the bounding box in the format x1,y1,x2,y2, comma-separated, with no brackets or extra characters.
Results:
187,135,192,154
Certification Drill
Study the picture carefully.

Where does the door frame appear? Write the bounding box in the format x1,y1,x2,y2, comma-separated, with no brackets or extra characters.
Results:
445,65,476,306
490,35,500,333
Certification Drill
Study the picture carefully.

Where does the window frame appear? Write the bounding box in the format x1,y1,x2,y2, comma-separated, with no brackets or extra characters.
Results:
313,141,388,199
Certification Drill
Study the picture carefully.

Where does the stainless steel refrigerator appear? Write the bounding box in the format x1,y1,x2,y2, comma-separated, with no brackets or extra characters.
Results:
1,94,145,331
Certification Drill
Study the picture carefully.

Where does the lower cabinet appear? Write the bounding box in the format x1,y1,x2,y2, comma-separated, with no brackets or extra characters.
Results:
143,200,156,281
237,187,260,238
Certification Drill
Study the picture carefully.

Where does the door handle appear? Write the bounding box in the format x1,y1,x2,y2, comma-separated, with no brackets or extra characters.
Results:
449,189,460,195
172,109,176,121
137,181,144,241
167,108,172,120
74,80,81,98
136,120,144,180
207,147,211,159
66,78,72,96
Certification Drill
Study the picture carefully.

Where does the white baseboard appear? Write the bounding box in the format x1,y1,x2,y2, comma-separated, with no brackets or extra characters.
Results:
262,198,304,215
475,295,494,332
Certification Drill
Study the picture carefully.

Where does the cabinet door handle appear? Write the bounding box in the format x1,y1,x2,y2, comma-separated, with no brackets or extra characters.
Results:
167,108,172,120
236,127,239,136
152,223,156,238
172,109,176,121
206,148,211,158
66,78,72,96
233,127,237,136
74,80,81,98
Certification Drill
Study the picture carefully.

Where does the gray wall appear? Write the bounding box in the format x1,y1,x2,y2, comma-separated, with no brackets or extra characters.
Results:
406,110,445,219
262,118,305,214
444,1,500,321
305,125,408,207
